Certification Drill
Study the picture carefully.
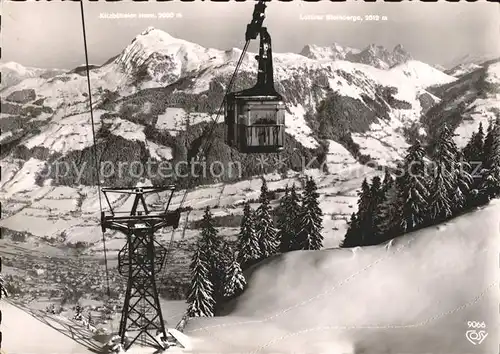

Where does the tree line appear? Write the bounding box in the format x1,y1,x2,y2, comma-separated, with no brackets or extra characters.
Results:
186,176,324,317
342,118,500,248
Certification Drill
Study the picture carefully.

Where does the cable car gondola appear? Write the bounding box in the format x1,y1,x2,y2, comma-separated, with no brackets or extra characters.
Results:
224,1,286,154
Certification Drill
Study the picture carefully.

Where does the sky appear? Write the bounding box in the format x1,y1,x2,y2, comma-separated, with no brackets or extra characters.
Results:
2,1,499,70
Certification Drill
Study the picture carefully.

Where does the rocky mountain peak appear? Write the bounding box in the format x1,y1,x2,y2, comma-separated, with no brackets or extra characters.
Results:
299,43,357,61
299,42,411,69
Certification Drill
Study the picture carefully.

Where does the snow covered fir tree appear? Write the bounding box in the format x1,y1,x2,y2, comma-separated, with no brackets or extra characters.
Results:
290,177,324,250
236,202,260,270
255,179,280,259
223,246,246,299
186,207,247,315
276,184,302,252
186,241,215,317
341,117,500,248
186,177,325,315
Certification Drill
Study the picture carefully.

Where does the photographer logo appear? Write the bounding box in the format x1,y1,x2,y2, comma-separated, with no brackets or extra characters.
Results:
465,321,488,345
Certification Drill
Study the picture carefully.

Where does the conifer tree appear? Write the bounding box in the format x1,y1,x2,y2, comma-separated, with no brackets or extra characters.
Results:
428,126,456,222
186,243,215,317
381,169,394,195
276,186,291,252
370,176,384,205
461,124,486,206
277,184,302,252
463,122,484,165
255,179,279,258
236,202,261,270
223,249,246,299
291,177,323,250
355,178,372,246
199,207,223,256
340,213,361,248
199,207,225,308
212,241,233,310
375,175,401,242
428,162,453,222
398,141,429,232
462,132,476,163
373,171,393,240
452,149,473,213
285,184,302,249
479,119,500,200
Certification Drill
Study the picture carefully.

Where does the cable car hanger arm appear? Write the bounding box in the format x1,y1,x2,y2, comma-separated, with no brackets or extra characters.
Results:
245,0,267,41
242,0,278,96
190,0,270,161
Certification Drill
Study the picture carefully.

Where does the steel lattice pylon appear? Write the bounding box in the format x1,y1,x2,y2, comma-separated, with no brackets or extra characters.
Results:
101,186,181,350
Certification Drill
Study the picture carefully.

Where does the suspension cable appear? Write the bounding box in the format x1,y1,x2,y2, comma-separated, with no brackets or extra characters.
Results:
79,1,111,298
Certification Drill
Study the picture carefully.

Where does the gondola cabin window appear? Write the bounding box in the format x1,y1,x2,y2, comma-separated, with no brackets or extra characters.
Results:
225,94,285,153
234,99,285,153
245,101,284,148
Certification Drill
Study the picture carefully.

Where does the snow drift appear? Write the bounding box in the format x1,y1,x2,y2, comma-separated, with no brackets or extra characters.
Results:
184,200,500,353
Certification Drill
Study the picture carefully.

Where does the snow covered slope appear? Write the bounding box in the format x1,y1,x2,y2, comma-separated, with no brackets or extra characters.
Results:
0,300,188,354
299,43,412,70
389,60,457,88
1,28,456,165
0,300,91,354
424,59,500,147
183,200,500,353
446,62,483,78
0,61,65,91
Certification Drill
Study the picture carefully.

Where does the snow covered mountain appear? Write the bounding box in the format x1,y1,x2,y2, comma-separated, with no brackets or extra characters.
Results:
299,42,361,61
0,28,455,176
0,61,65,91
299,43,412,70
446,62,483,78
424,59,500,147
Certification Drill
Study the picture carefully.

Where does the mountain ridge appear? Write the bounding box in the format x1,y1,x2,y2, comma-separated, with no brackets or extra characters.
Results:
0,27,459,184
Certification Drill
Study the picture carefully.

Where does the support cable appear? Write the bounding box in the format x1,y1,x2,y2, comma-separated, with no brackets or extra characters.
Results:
79,1,111,298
